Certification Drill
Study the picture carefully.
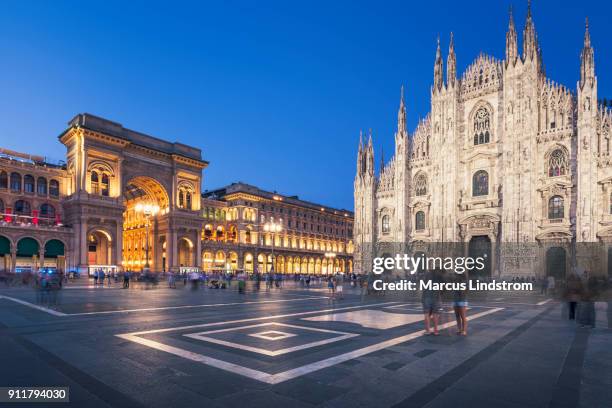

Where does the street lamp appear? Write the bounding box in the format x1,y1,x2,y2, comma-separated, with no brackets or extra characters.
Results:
135,202,160,271
325,252,336,275
263,219,282,273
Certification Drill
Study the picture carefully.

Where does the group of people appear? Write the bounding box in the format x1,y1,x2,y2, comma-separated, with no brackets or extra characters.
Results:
421,270,469,336
326,273,345,299
92,268,115,286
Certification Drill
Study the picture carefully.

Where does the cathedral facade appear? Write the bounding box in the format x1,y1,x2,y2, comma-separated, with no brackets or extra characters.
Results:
354,5,612,279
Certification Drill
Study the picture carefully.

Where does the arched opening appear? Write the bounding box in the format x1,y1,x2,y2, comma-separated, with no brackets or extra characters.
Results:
215,251,226,271
0,236,10,273
244,253,254,273
87,230,113,273
202,251,214,271
468,236,491,277
37,177,47,196
0,171,7,189
16,237,39,273
178,238,194,267
122,176,169,272
44,239,65,273
24,175,35,193
10,172,21,192
546,247,566,280
228,251,238,271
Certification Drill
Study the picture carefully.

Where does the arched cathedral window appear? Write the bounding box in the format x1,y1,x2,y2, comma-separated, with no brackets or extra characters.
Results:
548,196,564,220
381,215,390,234
415,211,425,231
548,149,568,177
472,170,489,197
415,174,427,196
473,107,491,145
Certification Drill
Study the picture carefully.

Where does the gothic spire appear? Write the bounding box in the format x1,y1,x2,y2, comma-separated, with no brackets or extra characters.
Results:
447,32,456,86
506,5,518,64
523,0,537,61
380,146,385,171
397,85,407,134
580,17,595,89
434,35,444,91
366,129,374,176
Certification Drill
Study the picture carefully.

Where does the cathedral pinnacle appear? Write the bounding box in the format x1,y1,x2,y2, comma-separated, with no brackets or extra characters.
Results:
506,5,518,64
434,36,444,90
447,32,456,86
580,17,595,89
397,85,407,133
523,0,537,61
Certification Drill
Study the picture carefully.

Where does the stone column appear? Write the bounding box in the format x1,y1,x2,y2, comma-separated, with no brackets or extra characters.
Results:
196,231,202,269
10,249,16,274
115,221,123,270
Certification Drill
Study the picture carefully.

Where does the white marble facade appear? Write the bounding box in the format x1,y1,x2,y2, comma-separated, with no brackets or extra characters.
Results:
354,5,612,278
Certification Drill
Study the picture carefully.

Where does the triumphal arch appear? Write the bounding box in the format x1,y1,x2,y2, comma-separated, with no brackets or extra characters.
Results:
59,113,207,275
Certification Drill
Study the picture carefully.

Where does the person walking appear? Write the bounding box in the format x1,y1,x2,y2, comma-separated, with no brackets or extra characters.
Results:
327,275,335,299
107,270,112,287
335,273,344,300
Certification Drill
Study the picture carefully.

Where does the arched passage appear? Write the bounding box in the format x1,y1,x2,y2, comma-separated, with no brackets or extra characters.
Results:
468,236,491,277
88,230,113,268
123,176,169,271
178,238,194,267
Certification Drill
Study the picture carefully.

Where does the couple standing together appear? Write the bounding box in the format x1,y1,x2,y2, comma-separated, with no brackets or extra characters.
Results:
421,270,468,336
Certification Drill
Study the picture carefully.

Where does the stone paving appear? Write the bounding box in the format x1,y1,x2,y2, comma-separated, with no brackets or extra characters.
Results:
0,281,610,408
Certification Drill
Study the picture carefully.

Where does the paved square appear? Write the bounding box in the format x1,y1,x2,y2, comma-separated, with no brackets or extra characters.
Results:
184,322,358,356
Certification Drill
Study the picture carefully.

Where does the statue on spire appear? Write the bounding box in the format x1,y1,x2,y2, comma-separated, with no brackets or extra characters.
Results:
397,85,407,134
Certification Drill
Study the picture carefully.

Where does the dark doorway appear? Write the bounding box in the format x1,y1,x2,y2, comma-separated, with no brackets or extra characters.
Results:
469,236,491,277
546,247,566,280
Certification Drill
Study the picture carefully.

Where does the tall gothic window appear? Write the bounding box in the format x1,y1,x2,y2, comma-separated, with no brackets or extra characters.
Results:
381,215,390,234
548,196,564,219
548,149,568,177
473,107,491,145
472,170,489,197
415,174,428,196
415,211,425,231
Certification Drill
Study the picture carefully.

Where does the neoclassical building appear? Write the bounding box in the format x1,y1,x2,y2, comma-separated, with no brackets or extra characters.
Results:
354,5,612,279
201,183,354,275
0,114,353,276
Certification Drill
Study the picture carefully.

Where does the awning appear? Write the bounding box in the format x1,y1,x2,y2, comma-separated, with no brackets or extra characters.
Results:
44,239,65,258
17,238,39,257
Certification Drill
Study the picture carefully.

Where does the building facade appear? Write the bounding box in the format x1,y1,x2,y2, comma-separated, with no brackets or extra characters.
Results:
201,183,354,275
0,114,353,276
354,5,612,279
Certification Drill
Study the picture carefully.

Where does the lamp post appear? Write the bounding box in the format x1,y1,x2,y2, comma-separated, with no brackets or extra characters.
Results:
325,252,336,275
135,202,160,271
263,219,282,273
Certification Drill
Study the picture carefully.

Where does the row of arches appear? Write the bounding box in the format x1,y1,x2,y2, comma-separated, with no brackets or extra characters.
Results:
0,235,66,273
0,171,60,196
201,250,352,274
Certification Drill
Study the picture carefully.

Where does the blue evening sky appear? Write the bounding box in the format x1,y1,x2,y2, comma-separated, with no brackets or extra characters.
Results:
0,0,610,210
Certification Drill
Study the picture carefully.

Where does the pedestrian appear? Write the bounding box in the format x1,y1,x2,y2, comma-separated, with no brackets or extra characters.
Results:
453,273,468,336
421,269,441,336
565,274,582,320
327,276,335,299
107,270,112,286
335,273,344,300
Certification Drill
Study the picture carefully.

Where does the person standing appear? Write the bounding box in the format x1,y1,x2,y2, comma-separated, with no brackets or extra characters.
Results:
335,273,344,300
421,269,441,336
453,273,468,336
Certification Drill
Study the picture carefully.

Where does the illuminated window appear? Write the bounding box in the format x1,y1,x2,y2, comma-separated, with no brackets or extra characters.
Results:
91,172,100,195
